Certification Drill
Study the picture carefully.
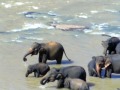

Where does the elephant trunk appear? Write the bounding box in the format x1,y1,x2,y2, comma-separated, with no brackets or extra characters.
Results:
40,77,50,85
96,64,101,77
23,48,33,62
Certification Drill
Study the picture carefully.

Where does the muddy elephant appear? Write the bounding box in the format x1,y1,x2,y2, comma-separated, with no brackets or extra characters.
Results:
25,63,50,77
102,37,120,56
56,73,89,90
88,56,105,77
40,66,86,88
23,41,71,64
104,54,120,78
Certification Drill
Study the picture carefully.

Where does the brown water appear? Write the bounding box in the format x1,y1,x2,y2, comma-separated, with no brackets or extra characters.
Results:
0,0,120,90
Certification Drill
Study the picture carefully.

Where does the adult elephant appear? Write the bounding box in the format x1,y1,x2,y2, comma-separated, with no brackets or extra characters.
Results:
40,66,86,88
23,41,71,64
88,56,105,77
102,37,120,56
104,54,120,78
115,42,120,54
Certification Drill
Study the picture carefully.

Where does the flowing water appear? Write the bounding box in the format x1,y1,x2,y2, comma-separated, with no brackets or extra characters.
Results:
0,0,120,90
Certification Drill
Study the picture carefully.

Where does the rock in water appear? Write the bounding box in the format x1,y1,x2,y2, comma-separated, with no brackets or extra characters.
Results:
51,24,89,31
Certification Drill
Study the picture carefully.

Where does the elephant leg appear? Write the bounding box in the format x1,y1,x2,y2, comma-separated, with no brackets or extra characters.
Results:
42,54,47,63
34,72,37,77
57,79,64,88
38,54,42,63
36,70,40,77
56,53,63,64
106,69,112,78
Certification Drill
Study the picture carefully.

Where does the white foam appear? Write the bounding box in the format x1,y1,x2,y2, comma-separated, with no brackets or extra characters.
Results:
1,2,32,8
91,23,109,30
75,13,89,19
39,85,46,89
104,9,118,13
107,33,120,37
90,10,99,14
32,6,39,9
25,37,44,41
7,23,53,32
14,2,24,6
1,3,12,8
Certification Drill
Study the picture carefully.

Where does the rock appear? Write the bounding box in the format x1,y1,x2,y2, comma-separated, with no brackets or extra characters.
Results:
51,24,89,31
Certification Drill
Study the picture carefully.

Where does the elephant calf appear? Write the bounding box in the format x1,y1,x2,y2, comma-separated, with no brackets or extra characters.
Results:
64,78,89,90
88,56,105,77
40,66,86,88
56,73,89,90
26,63,50,77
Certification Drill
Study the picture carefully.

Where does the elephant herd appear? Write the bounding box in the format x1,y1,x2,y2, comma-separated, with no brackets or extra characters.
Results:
23,38,120,90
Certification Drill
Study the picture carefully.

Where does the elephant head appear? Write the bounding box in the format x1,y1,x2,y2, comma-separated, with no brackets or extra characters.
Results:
25,65,33,77
23,42,41,61
40,68,60,85
92,56,105,77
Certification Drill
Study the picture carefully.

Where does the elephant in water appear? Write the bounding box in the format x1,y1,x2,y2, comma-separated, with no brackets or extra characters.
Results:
56,73,89,90
25,63,50,77
88,56,105,77
102,37,120,56
104,54,120,78
23,41,71,64
40,66,86,88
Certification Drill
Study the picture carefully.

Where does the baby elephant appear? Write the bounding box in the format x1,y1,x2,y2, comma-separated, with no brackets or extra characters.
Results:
57,73,89,90
26,63,50,77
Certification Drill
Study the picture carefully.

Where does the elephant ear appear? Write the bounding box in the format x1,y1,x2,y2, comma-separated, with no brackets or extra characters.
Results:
104,57,112,68
92,56,96,61
56,73,63,80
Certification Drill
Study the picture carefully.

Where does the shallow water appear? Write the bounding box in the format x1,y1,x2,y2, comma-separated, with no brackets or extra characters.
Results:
0,0,120,90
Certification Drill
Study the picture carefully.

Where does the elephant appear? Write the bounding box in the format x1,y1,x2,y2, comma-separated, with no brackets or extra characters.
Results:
88,56,105,77
40,66,86,88
102,37,120,56
25,63,50,77
56,73,89,90
23,41,71,64
115,42,120,54
64,78,89,90
104,54,120,78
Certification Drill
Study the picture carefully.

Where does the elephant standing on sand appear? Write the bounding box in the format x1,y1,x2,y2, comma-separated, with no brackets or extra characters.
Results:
23,41,71,64
102,37,120,56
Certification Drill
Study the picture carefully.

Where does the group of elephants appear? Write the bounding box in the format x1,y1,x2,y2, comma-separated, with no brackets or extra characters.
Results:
23,37,120,90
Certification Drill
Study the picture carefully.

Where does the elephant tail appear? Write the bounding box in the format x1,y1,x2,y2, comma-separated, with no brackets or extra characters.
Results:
63,49,71,61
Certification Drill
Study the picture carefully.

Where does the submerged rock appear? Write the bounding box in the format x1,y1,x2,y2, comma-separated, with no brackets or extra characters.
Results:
51,24,89,31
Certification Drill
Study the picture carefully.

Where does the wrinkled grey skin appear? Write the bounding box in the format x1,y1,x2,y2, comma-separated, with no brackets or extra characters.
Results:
23,42,71,64
40,66,86,88
104,54,120,78
115,42,120,54
26,63,50,77
102,37,120,56
64,78,89,90
88,56,105,78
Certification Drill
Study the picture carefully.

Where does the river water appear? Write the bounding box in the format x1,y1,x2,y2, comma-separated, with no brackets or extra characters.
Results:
0,0,120,90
